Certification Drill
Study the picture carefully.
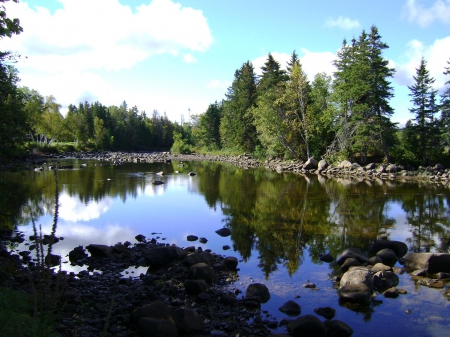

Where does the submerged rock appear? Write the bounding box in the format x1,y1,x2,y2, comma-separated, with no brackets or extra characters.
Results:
246,283,270,303
287,314,327,337
278,300,301,316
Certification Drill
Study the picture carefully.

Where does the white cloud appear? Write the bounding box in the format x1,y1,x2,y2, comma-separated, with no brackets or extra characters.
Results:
403,0,450,27
207,79,231,89
392,36,450,90
183,53,197,63
252,50,336,81
58,192,113,222
325,16,360,30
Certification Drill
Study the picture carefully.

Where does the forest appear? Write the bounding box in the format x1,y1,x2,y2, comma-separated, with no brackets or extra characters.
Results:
1,0,449,166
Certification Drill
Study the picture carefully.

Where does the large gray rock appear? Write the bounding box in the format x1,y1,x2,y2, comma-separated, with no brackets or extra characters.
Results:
318,159,328,171
339,160,353,169
143,246,185,267
278,300,301,316
376,248,398,267
336,248,368,265
303,157,318,170
245,283,270,303
338,283,372,305
373,271,399,291
340,266,374,290
138,317,178,337
403,253,450,273
371,240,408,258
188,263,215,284
287,314,327,337
170,307,204,333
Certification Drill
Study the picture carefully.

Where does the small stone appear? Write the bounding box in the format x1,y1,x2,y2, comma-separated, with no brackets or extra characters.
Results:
303,283,316,288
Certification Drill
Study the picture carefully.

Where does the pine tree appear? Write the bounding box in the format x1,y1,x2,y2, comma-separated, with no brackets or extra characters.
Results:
440,58,450,148
408,57,439,164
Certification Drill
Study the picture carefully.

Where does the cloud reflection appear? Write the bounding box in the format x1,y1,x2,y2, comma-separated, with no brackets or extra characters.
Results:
58,192,113,221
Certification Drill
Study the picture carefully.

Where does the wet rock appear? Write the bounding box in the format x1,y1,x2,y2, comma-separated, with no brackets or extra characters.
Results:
313,306,336,320
371,263,393,273
222,245,230,250
138,317,178,337
223,256,238,270
184,279,208,294
287,314,327,337
368,256,383,266
303,283,316,288
383,287,399,298
188,262,215,284
341,258,361,271
319,252,334,263
373,271,399,291
183,252,214,267
170,307,204,333
278,300,301,316
323,320,353,337
411,269,427,276
375,248,398,267
68,246,88,263
414,277,445,288
338,283,372,305
86,244,112,258
186,235,198,241
403,253,450,273
436,272,450,279
131,301,170,322
143,245,185,267
246,283,270,303
340,266,373,290
303,157,318,170
318,159,328,172
336,248,368,265
199,237,208,244
215,228,231,237
371,240,408,258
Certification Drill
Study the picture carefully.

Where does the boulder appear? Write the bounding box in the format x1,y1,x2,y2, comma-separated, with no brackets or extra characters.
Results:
68,246,88,263
215,228,231,237
370,240,408,258
131,301,170,322
86,244,112,258
143,246,185,267
336,248,368,265
373,271,399,291
184,279,208,294
278,300,301,316
341,257,361,271
340,266,373,290
287,315,327,337
338,283,372,305
371,263,393,273
339,160,353,169
318,159,328,172
170,307,204,333
245,283,270,303
323,320,353,337
138,317,178,337
222,256,238,270
183,252,214,267
375,248,398,267
403,253,450,273
186,235,198,241
303,157,318,170
313,306,335,320
188,263,215,284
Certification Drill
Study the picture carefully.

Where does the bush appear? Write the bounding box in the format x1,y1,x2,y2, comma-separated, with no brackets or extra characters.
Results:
170,132,191,154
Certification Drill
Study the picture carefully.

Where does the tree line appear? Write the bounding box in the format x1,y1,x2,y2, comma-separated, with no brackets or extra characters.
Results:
190,25,450,166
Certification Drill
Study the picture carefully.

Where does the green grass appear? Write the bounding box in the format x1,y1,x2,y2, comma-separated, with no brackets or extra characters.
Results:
0,286,57,337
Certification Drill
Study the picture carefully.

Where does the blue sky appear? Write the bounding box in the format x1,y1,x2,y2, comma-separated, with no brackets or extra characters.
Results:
3,0,450,125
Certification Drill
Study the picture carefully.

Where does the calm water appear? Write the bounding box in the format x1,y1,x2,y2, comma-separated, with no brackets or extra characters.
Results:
3,159,450,336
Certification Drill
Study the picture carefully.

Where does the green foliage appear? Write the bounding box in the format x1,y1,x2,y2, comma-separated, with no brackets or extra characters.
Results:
170,131,191,154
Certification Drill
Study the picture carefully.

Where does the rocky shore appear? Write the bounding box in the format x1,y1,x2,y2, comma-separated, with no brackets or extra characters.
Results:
24,151,450,185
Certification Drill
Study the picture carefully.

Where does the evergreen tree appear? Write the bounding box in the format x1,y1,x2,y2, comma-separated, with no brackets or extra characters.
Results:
408,57,439,164
198,101,222,150
440,58,450,148
286,50,299,75
220,61,258,152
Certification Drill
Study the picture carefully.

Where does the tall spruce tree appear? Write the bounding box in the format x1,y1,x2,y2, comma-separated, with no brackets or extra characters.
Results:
220,61,258,152
440,58,450,148
408,57,439,164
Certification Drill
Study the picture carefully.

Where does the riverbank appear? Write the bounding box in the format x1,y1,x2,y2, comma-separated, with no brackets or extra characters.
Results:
22,151,450,186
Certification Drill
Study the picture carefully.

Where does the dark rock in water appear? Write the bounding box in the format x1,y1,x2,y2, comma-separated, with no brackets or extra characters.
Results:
323,320,353,337
303,283,316,289
411,269,427,276
222,245,230,250
135,234,146,242
188,172,196,176
403,253,450,273
86,244,112,258
131,301,170,322
246,283,270,303
336,248,368,265
188,263,215,284
215,228,231,237
184,279,208,294
171,307,204,333
287,314,327,337
319,252,334,263
373,271,399,291
138,317,178,337
143,246,185,267
341,257,361,271
383,287,399,298
278,300,301,316
151,180,164,185
199,237,208,244
376,248,398,267
68,246,88,263
113,243,128,254
371,240,408,258
183,252,214,267
186,235,198,241
223,256,238,270
313,306,335,320
338,283,372,305
368,255,383,266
